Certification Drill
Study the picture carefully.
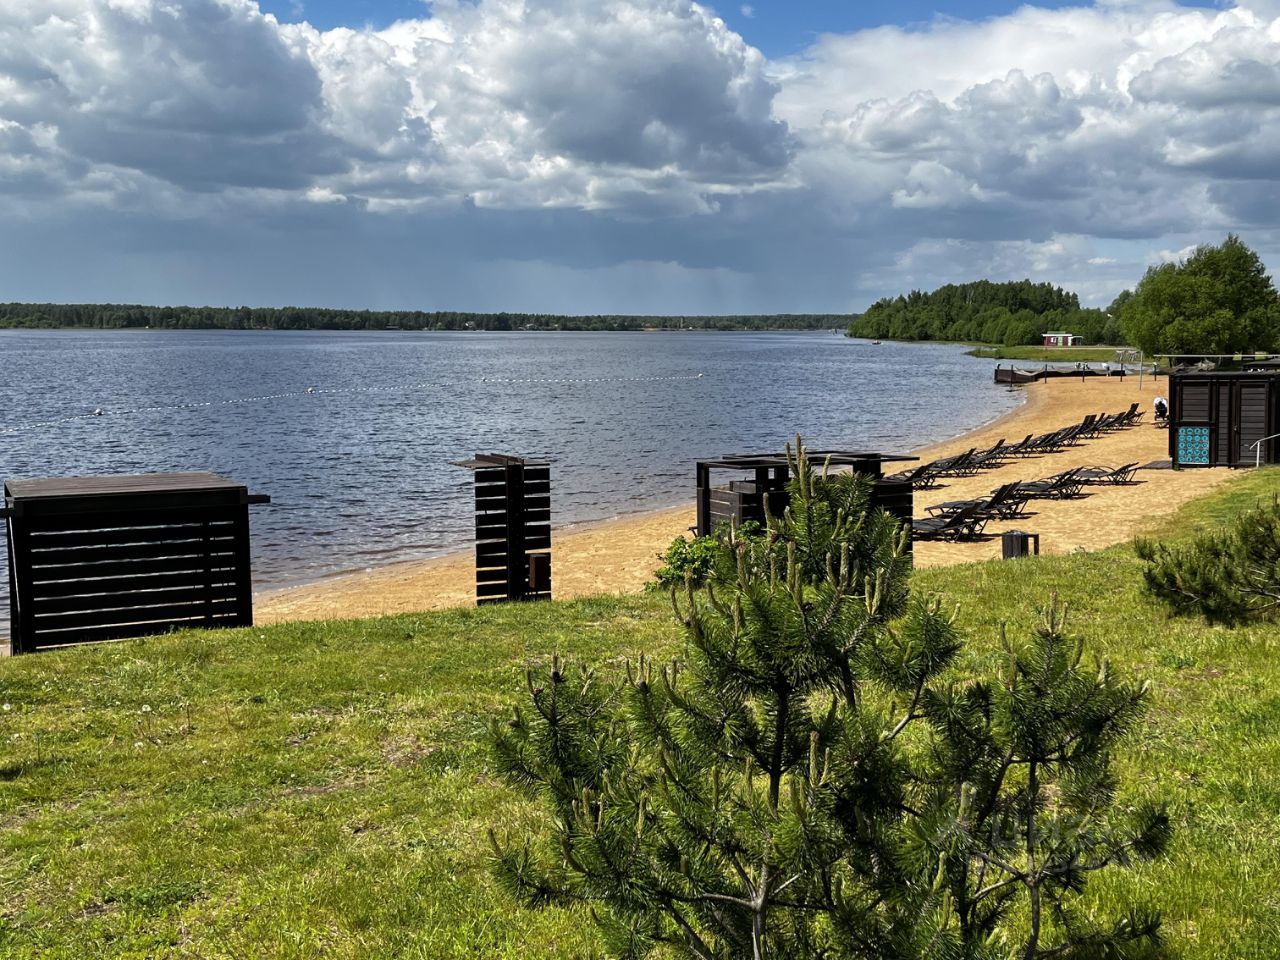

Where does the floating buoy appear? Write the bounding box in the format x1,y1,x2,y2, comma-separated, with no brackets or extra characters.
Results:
305,386,316,394
93,408,103,416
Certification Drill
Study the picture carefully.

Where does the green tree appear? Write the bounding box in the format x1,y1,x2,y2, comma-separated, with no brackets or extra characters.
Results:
1119,235,1280,356
488,444,1168,958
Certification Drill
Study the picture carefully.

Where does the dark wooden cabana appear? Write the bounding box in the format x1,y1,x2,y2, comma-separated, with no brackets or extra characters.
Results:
1167,370,1280,467
3,472,269,653
695,449,917,541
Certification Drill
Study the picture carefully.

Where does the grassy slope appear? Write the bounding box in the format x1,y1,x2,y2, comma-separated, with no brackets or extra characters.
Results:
1,470,1278,958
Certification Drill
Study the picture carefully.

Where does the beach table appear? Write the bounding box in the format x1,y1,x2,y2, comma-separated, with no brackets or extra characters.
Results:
3,472,269,654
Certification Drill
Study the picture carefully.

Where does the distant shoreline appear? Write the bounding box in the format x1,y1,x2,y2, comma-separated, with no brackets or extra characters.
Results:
0,304,856,334
0,325,847,334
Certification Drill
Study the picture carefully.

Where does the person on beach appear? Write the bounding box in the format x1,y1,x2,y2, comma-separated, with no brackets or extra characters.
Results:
1154,396,1169,422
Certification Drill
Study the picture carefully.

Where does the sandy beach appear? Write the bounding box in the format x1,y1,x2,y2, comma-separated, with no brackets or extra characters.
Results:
256,371,1236,623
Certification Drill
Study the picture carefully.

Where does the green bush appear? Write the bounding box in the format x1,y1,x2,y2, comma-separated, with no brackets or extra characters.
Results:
1136,494,1280,625
649,522,761,591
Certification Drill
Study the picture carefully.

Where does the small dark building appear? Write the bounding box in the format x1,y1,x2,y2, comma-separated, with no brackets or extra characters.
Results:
694,450,916,543
1168,371,1280,467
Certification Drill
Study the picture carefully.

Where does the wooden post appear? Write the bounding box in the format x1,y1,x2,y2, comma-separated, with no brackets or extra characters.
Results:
696,463,711,537
505,462,527,601
5,505,29,655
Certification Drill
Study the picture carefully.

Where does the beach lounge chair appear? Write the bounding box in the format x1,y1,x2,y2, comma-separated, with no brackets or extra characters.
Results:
930,449,977,478
970,439,1011,470
1075,414,1101,439
1029,428,1074,454
1003,434,1036,458
1019,468,1086,500
925,482,1028,521
884,463,942,489
1120,402,1143,426
1076,463,1140,485
1093,410,1124,432
911,505,990,541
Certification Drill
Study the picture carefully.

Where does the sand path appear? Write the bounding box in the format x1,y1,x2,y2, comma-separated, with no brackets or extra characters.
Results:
256,372,1234,623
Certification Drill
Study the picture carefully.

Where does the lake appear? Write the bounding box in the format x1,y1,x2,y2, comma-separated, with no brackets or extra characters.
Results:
0,329,1018,635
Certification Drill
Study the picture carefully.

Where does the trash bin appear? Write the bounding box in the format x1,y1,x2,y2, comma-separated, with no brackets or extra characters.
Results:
1001,530,1041,559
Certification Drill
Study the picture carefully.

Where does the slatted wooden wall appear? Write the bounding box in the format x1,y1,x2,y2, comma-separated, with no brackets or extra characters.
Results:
868,478,915,551
473,462,551,604
1170,373,1280,467
4,474,265,653
1238,383,1270,462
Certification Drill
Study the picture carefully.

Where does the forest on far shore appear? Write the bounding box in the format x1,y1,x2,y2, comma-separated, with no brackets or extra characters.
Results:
0,303,850,332
848,236,1280,356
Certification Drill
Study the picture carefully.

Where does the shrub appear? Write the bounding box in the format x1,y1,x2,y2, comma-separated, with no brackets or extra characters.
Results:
1136,494,1280,625
649,522,760,591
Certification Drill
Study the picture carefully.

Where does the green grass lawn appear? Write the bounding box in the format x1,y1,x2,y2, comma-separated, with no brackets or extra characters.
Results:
966,344,1134,363
2,470,1279,958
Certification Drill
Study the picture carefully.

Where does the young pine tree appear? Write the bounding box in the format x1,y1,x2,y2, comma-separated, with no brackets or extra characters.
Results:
489,443,1167,959
1136,495,1280,625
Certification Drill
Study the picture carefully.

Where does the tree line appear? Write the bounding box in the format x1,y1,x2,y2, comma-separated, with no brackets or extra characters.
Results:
0,303,851,332
848,235,1280,357
847,279,1120,346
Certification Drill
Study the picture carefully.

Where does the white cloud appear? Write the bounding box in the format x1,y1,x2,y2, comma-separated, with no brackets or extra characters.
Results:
0,0,1279,311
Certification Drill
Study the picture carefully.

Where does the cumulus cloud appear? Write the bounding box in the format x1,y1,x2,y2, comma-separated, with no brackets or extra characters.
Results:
0,0,1279,311
0,0,790,213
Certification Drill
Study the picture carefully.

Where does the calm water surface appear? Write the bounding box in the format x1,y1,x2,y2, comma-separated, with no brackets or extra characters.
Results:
0,330,1018,634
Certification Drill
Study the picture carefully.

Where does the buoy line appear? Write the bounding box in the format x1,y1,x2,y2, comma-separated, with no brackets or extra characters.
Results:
0,373,705,435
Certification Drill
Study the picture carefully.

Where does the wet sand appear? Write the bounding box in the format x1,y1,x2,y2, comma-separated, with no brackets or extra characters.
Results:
256,372,1233,623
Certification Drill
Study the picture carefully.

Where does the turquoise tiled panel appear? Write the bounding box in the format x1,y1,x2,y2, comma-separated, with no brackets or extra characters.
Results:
1177,426,1211,465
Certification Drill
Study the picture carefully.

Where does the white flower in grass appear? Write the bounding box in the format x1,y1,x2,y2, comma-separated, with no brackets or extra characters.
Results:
2,704,10,712
141,704,151,713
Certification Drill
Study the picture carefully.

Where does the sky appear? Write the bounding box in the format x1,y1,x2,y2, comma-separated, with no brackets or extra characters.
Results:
1,0,1278,315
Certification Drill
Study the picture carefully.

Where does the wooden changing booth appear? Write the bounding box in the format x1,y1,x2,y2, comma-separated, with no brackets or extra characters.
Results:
694,450,917,543
3,473,270,654
451,454,552,605
1168,371,1280,467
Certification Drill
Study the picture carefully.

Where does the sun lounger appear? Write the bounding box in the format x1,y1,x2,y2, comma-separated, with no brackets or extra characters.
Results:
925,482,1029,521
1003,434,1036,458
1076,462,1140,485
884,463,943,489
1027,428,1074,455
911,505,990,541
929,449,977,478
970,439,1011,469
1019,469,1086,500
1075,414,1101,439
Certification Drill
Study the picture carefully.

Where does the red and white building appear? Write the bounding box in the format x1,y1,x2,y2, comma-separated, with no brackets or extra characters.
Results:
1042,331,1082,347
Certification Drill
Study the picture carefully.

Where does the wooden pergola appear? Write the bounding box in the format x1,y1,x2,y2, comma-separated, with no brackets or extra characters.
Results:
694,449,917,540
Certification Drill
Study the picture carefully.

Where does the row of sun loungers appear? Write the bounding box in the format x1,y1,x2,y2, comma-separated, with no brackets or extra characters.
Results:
904,404,1147,542
888,403,1144,489
911,462,1142,541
